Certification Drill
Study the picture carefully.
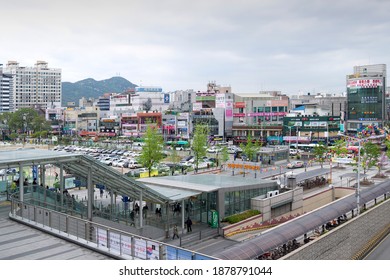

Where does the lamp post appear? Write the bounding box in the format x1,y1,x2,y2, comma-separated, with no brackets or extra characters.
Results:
22,114,27,146
338,132,363,216
283,125,292,162
326,122,329,146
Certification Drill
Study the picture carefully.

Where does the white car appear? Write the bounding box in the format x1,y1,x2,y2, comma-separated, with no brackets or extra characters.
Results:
117,159,129,168
207,147,222,153
100,157,114,166
128,160,142,169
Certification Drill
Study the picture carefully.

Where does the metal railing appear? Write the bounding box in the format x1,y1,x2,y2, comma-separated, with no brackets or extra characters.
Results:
8,193,216,260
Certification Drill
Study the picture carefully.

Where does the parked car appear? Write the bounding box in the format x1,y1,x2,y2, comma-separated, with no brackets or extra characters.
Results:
287,160,304,169
128,160,142,169
206,146,222,153
100,157,114,166
116,159,129,168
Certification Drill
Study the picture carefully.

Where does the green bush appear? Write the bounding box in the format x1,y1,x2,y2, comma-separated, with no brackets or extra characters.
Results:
222,209,261,224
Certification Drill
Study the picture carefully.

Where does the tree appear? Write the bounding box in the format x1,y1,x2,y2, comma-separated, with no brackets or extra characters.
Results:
376,152,387,177
219,146,230,168
138,126,164,177
7,108,37,133
385,139,390,160
1,108,51,139
239,134,260,162
169,144,181,174
192,124,208,171
332,139,348,168
313,142,327,168
359,141,380,176
142,98,153,112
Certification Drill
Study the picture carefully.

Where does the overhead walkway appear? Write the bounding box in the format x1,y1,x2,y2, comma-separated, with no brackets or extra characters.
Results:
0,148,172,205
63,154,169,204
0,148,197,231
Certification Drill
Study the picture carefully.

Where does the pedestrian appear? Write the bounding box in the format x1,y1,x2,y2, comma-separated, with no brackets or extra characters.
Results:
172,225,179,239
10,181,17,193
130,210,135,226
185,217,192,232
143,204,148,219
54,172,58,181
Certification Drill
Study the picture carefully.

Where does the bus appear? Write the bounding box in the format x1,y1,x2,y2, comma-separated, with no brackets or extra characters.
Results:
289,143,319,152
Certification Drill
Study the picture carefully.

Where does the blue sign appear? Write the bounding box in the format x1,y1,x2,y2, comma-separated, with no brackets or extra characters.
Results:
136,87,163,92
32,165,38,180
164,94,170,103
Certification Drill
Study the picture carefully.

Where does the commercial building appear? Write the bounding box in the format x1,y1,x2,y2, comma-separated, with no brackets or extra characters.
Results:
4,61,61,111
346,64,387,132
120,112,162,137
282,115,341,145
162,112,190,141
130,86,170,113
232,91,289,145
289,93,346,118
192,82,233,140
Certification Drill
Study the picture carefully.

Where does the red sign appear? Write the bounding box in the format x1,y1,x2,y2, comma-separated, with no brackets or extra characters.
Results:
234,102,246,108
347,79,383,88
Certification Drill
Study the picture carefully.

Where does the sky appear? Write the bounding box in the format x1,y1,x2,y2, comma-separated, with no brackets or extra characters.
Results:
1,0,390,95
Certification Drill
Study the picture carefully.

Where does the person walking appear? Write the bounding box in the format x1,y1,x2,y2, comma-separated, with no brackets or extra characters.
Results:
185,217,192,233
172,225,179,239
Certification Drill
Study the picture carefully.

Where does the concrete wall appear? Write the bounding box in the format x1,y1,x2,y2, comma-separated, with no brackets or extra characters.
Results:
303,187,354,213
284,198,390,260
251,187,303,221
251,187,354,221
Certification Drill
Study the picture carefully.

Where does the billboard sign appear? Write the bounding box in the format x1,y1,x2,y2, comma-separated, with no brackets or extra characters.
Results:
164,93,170,103
347,79,383,88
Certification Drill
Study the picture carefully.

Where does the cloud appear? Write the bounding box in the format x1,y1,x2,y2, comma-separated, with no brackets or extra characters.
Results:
1,0,390,94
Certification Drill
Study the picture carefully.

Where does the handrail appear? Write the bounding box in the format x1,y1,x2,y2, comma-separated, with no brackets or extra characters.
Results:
8,195,217,260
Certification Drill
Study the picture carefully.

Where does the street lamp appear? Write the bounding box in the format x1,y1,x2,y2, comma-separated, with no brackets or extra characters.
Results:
283,125,292,162
326,122,329,146
22,114,27,146
338,132,363,216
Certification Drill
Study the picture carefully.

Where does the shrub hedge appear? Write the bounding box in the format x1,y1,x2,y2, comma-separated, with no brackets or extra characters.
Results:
222,209,261,224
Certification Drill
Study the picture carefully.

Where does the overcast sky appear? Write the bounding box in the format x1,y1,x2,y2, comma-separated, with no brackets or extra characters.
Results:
1,0,390,94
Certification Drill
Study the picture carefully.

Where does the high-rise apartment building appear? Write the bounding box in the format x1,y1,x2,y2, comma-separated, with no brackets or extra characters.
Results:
4,61,62,111
0,64,13,112
346,64,387,132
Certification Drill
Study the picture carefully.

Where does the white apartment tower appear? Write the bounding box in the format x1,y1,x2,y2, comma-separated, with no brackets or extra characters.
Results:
5,61,62,111
0,64,14,112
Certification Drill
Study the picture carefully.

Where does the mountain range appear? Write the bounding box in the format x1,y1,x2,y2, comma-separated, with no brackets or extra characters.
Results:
61,76,137,106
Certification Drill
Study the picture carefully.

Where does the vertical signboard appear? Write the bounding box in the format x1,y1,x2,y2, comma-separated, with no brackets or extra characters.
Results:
225,101,233,121
215,93,226,108
164,93,170,103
